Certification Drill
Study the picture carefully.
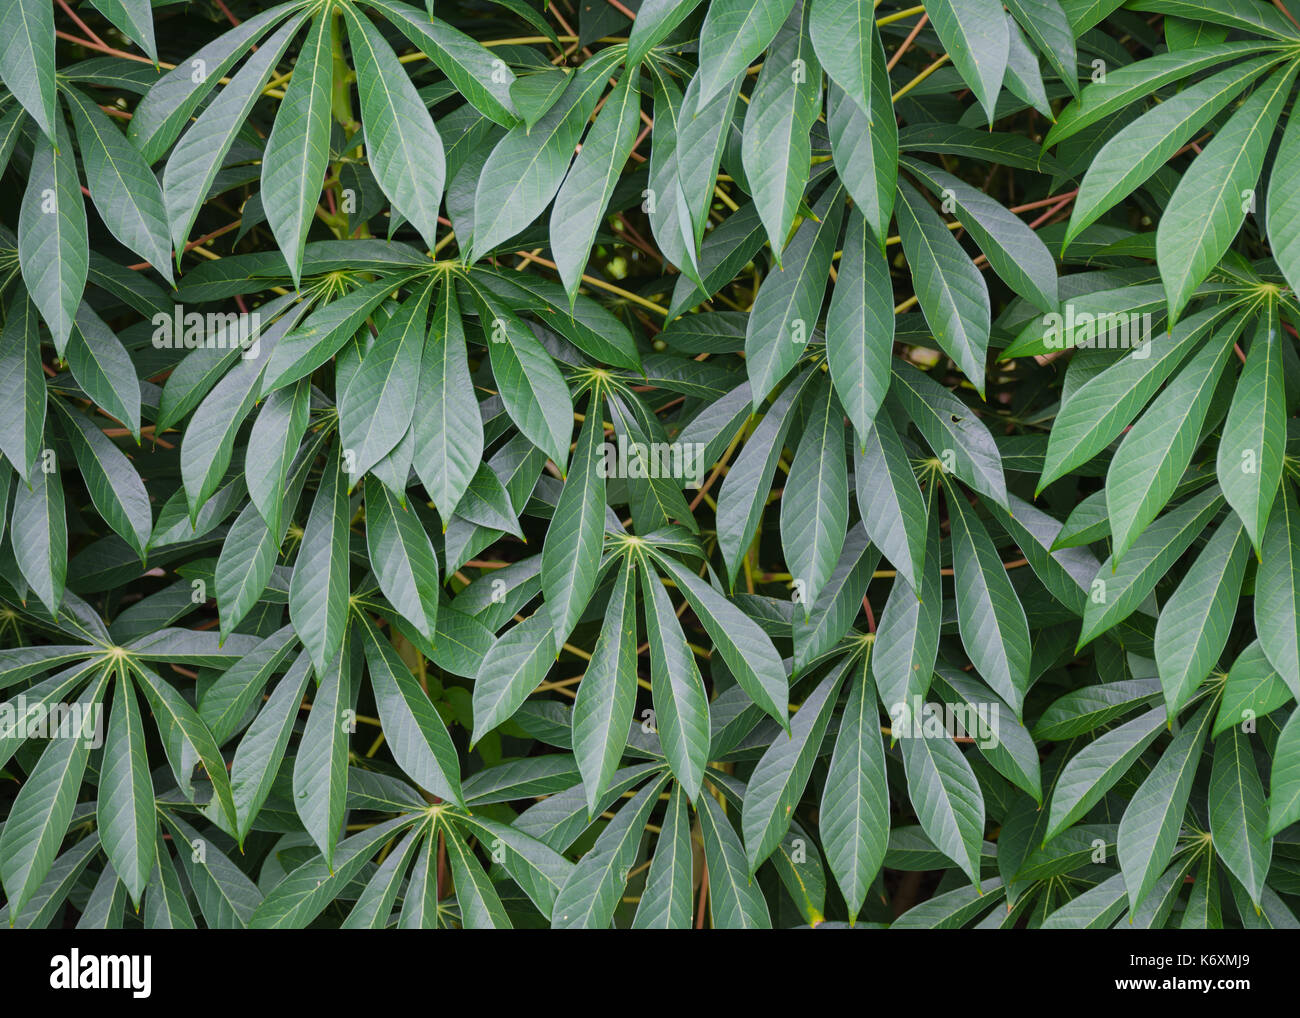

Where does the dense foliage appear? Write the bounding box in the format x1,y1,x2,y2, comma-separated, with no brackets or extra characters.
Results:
1,0,1300,930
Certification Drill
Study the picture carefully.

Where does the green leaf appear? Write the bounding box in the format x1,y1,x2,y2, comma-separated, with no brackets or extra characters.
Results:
650,550,790,728
899,714,986,886
128,6,296,164
553,774,667,928
66,305,142,441
695,0,796,107
697,788,772,928
130,660,237,831
741,2,821,254
360,613,462,805
825,23,896,244
288,444,351,672
465,277,573,469
412,279,483,521
781,380,848,614
627,0,705,67
0,0,57,140
1153,515,1251,716
229,651,313,843
97,668,155,907
717,366,815,586
1209,722,1271,907
163,15,308,255
0,672,108,916
1063,55,1280,252
442,824,513,928
1267,86,1300,298
261,13,332,284
1157,64,1297,323
808,0,873,114
826,209,894,444
54,402,152,560
1111,325,1246,558
364,476,440,640
340,284,431,484
872,497,941,710
344,5,446,251
292,638,351,870
0,292,47,482
540,397,606,648
18,114,87,354
1214,640,1291,739
1217,303,1287,555
1116,701,1213,910
896,181,990,396
572,557,639,812
1037,303,1236,492
1268,708,1300,836
744,185,844,407
640,564,709,801
250,815,418,928
247,380,310,537
944,476,1031,717
550,73,641,301
471,609,556,741
11,451,67,615
906,159,1058,313
891,361,1007,508
366,0,519,126
1255,480,1300,694
820,658,889,924
631,784,694,928
1077,486,1223,649
923,0,1010,124
1004,0,1078,97
469,49,621,260
743,660,847,872
63,86,173,285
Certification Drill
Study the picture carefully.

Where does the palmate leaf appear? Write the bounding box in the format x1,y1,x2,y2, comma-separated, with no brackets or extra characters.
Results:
163,15,309,257
6,0,1300,932
469,48,622,261
1104,308,1241,563
742,659,848,872
1116,701,1213,910
339,283,431,484
1156,64,1298,324
0,670,109,916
